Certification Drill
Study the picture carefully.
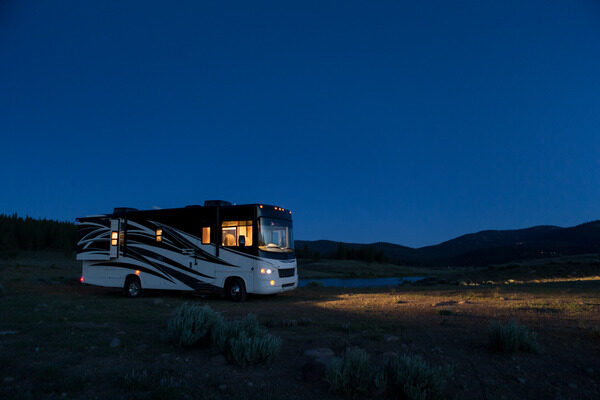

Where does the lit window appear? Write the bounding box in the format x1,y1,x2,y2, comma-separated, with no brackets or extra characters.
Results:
221,220,253,247
202,227,211,244
156,229,162,242
111,231,118,246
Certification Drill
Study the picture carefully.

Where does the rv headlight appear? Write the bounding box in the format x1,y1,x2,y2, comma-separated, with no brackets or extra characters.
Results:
260,268,272,275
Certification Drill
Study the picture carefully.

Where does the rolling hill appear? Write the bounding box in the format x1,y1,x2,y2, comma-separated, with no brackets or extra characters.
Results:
295,220,600,266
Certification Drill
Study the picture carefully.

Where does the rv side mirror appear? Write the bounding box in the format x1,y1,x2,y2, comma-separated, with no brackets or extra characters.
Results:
239,235,245,247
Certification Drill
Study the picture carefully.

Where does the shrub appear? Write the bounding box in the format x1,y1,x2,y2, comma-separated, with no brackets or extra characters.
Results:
211,314,264,351
118,368,183,398
225,331,281,366
165,303,224,346
488,320,539,353
213,314,281,366
326,348,374,396
377,354,449,400
0,281,5,297
165,307,281,366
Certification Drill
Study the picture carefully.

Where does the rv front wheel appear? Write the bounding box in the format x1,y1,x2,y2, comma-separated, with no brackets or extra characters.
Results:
226,278,247,302
124,276,142,298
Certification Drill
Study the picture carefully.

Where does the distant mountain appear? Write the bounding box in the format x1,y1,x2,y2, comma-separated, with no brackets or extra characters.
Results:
295,220,600,266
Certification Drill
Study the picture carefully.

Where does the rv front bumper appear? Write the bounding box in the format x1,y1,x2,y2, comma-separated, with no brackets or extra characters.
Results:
253,277,298,294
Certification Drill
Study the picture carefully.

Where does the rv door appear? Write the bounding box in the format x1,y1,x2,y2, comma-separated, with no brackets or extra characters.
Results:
109,219,120,258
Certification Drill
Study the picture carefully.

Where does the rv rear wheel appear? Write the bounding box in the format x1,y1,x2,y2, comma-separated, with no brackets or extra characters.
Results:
226,278,247,302
124,276,143,298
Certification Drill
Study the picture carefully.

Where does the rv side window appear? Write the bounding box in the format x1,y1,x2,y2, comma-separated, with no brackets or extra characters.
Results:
221,220,253,247
202,227,210,244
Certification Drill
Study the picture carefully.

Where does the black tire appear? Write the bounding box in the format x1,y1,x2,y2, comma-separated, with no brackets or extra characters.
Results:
124,276,143,298
226,278,247,302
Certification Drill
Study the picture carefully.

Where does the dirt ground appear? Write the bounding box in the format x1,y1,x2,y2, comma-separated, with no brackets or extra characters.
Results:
0,252,599,399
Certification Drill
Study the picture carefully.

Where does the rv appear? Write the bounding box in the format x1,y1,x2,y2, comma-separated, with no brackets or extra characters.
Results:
76,201,297,301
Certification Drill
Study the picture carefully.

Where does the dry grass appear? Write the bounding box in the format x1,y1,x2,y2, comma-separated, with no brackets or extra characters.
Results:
0,252,599,399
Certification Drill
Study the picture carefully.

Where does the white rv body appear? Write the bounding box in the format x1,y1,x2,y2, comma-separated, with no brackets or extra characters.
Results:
76,202,297,297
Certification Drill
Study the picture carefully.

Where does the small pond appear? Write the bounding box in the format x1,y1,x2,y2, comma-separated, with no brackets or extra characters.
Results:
298,276,424,288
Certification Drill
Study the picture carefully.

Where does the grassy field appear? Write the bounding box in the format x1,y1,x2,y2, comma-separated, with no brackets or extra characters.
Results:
297,259,449,279
1,252,599,399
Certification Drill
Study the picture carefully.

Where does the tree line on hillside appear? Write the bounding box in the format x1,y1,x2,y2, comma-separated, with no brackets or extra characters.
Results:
0,214,77,256
296,242,388,263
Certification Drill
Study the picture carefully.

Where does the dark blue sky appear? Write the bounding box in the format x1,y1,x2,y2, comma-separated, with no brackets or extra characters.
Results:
1,1,599,247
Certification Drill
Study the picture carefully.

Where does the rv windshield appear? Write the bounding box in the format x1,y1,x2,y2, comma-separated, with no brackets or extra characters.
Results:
258,218,293,253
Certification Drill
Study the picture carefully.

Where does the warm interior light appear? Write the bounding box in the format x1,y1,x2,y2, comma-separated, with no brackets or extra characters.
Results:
156,229,162,242
289,211,292,214
259,205,263,208
221,220,253,246
269,280,275,286
202,227,210,244
111,232,118,239
135,270,140,275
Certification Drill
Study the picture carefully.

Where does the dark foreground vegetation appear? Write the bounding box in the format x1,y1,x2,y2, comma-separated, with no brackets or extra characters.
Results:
1,252,599,399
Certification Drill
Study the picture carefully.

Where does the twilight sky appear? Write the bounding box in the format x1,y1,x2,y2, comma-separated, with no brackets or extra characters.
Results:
1,1,599,247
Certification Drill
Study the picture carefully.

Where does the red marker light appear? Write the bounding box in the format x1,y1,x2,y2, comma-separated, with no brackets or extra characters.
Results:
80,276,84,283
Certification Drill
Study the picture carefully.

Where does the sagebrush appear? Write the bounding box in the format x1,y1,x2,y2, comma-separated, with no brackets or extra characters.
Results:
225,331,281,366
165,303,224,346
213,314,281,366
326,348,374,396
377,354,449,400
165,305,280,366
488,320,539,353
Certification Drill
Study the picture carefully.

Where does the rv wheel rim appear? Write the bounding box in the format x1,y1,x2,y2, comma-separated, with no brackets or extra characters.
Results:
230,283,240,297
129,282,140,296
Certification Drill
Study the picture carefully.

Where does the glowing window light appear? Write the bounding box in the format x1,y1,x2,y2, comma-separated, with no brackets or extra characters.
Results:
111,231,118,246
156,229,163,242
202,227,210,244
